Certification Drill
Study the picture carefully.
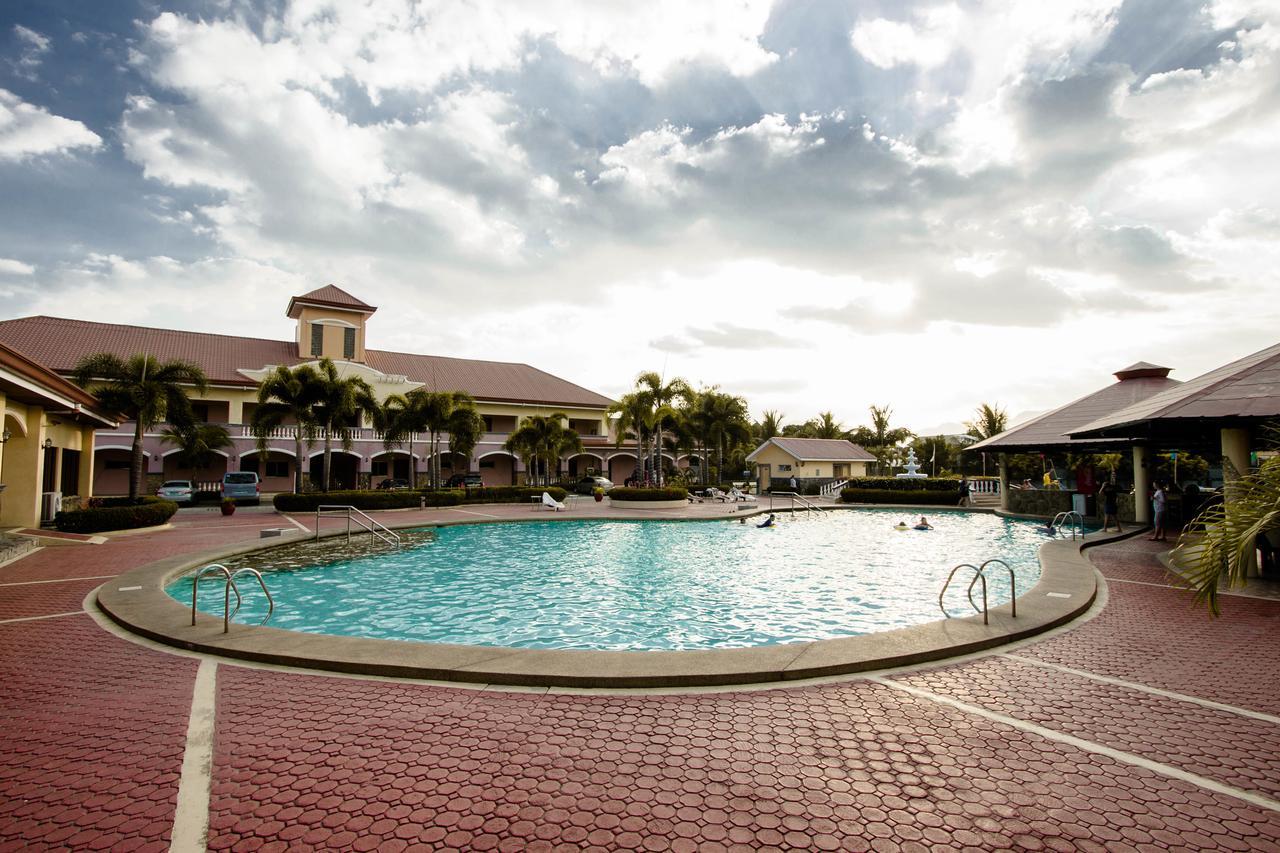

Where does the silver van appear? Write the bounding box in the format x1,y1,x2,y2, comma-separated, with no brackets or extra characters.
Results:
221,471,261,505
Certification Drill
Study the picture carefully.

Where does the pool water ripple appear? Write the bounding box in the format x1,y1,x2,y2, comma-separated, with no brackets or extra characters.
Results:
170,510,1056,650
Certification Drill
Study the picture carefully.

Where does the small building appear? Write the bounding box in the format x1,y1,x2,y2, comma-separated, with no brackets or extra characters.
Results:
746,437,876,492
0,341,116,527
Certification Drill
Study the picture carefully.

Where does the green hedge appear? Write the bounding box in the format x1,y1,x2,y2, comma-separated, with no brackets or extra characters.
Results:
844,477,960,492
608,487,689,501
273,486,569,512
56,498,178,533
840,488,960,505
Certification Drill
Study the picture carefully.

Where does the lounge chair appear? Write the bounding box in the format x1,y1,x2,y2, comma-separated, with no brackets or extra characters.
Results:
705,487,729,502
728,487,756,503
542,491,566,512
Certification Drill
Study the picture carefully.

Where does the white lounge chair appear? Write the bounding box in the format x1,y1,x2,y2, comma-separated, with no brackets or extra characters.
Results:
705,487,729,502
728,487,756,503
542,491,566,512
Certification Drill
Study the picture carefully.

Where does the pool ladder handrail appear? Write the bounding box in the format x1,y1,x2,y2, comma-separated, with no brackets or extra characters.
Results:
191,564,274,633
1050,511,1084,540
768,491,825,516
315,505,402,547
938,558,1018,626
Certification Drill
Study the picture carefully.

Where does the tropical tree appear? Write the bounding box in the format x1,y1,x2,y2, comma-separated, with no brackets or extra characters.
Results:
635,372,690,486
159,423,233,490
504,413,577,486
702,390,751,484
965,403,1009,441
443,396,485,481
72,352,209,500
807,411,844,440
756,410,785,443
609,391,655,485
1176,453,1280,615
251,364,321,493
848,405,914,475
308,358,378,491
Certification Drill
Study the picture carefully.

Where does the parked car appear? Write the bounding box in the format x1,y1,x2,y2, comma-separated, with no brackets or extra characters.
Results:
574,476,613,495
376,478,411,491
446,473,484,488
156,480,194,505
221,471,261,505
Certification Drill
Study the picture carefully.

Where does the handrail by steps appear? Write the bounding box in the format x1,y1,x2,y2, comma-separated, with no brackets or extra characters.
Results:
315,505,402,546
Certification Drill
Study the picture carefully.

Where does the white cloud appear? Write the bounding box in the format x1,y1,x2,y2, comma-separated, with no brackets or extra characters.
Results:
851,5,961,70
0,89,101,161
0,258,35,276
10,25,50,80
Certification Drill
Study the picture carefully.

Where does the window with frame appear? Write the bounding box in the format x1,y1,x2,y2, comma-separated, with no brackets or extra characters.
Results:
343,327,356,359
240,457,260,473
264,460,289,478
310,322,324,356
777,464,793,472
371,460,389,476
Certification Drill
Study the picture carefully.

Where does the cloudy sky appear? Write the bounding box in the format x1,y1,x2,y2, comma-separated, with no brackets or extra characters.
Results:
2,0,1278,433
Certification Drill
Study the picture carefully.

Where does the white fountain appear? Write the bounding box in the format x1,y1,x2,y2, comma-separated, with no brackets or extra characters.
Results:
896,447,928,479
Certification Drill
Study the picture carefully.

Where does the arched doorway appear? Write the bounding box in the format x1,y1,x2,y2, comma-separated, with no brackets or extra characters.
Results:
309,452,359,490
608,453,637,485
477,452,516,486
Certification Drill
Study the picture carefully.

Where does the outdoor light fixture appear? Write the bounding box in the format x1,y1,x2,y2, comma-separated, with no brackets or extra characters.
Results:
42,438,54,449
0,427,10,444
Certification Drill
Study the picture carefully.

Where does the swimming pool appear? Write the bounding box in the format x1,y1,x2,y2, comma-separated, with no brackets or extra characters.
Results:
170,510,1055,651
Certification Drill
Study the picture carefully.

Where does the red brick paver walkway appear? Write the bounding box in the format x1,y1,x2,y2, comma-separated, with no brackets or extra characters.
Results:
2,515,1279,850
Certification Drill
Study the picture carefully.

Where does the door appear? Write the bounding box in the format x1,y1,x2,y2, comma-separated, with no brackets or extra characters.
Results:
757,464,770,494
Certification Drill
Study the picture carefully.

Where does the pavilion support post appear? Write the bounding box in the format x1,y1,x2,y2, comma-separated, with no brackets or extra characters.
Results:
1132,445,1151,524
998,454,1010,511
1220,427,1251,489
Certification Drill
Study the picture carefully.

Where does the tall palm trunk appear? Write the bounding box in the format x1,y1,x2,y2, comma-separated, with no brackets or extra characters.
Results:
293,428,304,493
130,419,146,500
655,425,664,487
408,434,417,488
322,423,333,491
634,430,643,486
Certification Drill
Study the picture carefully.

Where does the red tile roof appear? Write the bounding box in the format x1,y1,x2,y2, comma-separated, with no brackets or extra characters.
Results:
286,285,377,317
967,367,1181,452
1071,341,1280,437
0,316,613,409
747,437,877,462
0,338,116,426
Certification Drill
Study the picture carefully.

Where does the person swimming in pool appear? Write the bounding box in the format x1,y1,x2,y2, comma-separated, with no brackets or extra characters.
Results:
757,514,777,528
914,516,933,530
894,521,910,530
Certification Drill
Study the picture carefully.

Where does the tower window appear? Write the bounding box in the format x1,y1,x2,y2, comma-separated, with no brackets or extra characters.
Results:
344,327,356,359
310,323,324,356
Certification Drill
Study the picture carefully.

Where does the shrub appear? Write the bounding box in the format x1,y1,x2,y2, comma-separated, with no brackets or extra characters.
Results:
842,477,960,492
56,498,178,533
840,488,959,505
608,487,689,501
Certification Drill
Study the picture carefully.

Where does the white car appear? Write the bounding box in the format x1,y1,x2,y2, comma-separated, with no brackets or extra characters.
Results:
156,480,194,504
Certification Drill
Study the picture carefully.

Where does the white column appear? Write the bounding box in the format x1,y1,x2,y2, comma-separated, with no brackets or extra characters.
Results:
1132,445,1150,524
1220,427,1251,484
998,454,1009,511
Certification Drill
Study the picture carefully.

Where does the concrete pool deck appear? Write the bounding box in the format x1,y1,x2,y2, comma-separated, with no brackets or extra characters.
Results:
4,502,1280,849
96,502,1101,687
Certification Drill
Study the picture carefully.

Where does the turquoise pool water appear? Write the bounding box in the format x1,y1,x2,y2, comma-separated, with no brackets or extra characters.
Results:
170,510,1056,651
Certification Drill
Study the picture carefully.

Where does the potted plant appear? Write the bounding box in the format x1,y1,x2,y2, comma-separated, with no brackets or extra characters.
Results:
593,487,605,503
220,497,237,516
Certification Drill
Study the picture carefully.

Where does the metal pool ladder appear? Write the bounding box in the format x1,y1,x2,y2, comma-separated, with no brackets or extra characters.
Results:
769,491,825,517
938,558,1017,625
315,505,402,546
1050,511,1084,540
191,564,275,633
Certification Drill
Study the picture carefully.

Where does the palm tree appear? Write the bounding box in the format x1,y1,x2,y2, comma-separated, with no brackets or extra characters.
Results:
636,372,690,486
72,352,209,500
1176,453,1280,615
702,391,751,484
849,405,914,475
443,395,485,481
609,391,654,485
811,411,843,440
965,403,1009,440
159,423,233,490
504,413,576,486
251,364,321,494
309,358,378,491
756,410,785,443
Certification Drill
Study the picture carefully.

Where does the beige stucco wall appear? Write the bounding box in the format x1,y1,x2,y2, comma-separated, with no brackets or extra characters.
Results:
0,401,43,527
751,445,870,480
294,305,369,362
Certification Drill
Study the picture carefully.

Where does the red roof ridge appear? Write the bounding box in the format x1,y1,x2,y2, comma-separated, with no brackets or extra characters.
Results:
0,314,300,350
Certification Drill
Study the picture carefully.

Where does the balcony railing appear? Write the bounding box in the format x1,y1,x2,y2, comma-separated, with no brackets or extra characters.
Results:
101,422,619,447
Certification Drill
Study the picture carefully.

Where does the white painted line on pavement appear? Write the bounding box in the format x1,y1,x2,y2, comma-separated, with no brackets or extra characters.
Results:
870,675,1280,814
1002,653,1280,726
280,514,310,533
0,610,84,625
170,659,217,853
0,574,114,587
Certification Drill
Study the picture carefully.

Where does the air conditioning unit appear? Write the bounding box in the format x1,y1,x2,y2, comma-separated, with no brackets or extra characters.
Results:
41,491,62,523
